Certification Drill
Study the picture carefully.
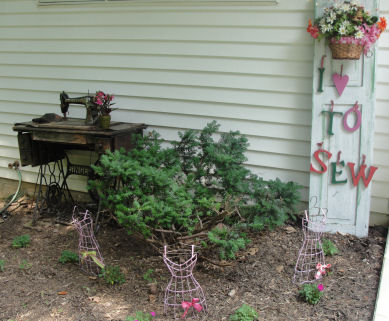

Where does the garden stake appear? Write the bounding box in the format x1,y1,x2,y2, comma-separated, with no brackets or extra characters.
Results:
163,245,206,319
72,207,104,276
293,198,327,284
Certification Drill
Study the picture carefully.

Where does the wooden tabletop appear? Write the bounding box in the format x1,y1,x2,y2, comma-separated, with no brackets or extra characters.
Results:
13,118,147,137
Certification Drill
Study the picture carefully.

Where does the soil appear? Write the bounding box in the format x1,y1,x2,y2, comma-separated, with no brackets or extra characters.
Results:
0,198,387,321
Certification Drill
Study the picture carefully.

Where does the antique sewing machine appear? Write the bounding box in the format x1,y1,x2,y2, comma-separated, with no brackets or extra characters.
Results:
13,92,147,225
60,91,99,125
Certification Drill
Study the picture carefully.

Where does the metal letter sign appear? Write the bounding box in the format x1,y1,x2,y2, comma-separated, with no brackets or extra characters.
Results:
309,0,378,237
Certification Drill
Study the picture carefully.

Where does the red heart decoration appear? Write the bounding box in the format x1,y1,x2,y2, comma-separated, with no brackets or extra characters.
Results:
333,73,349,97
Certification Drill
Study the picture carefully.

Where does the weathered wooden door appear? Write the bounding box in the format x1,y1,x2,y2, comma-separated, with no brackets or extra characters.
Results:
309,0,378,237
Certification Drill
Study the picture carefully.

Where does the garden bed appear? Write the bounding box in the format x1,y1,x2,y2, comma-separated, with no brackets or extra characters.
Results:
0,200,386,321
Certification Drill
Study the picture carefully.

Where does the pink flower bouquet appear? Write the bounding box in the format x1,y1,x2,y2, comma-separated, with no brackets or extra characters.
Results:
92,91,116,116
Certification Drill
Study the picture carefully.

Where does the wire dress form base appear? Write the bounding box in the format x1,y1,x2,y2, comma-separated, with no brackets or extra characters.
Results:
163,245,207,319
293,206,327,285
72,207,104,276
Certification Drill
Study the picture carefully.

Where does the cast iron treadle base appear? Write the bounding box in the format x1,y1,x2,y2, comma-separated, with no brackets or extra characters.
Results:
33,158,73,224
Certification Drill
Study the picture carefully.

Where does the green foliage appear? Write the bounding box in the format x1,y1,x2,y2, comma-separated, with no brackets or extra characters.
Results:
125,311,155,321
19,259,32,270
237,177,301,232
99,265,125,285
143,268,155,283
322,239,339,256
59,250,79,264
229,304,258,321
0,259,5,272
299,284,323,305
89,131,195,239
12,234,30,248
208,226,249,260
89,121,301,259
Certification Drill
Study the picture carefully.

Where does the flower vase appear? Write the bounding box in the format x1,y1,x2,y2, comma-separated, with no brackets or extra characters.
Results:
99,115,111,130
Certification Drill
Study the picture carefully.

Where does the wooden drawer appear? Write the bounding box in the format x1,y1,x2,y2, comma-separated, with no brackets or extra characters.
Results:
17,133,40,167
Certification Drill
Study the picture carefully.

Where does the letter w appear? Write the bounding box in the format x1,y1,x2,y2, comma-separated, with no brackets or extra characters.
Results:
347,163,378,188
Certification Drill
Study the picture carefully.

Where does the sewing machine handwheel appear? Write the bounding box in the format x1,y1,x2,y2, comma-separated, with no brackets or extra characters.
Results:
60,91,70,115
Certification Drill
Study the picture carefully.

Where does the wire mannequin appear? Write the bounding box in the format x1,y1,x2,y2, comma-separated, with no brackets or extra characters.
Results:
72,207,104,276
293,197,327,284
163,245,207,319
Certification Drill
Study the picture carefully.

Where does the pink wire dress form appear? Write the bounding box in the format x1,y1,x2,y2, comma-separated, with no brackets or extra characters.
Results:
163,245,207,319
293,205,327,284
72,207,104,276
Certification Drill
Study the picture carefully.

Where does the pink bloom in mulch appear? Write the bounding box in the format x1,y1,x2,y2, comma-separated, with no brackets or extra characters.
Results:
150,311,156,317
318,284,324,292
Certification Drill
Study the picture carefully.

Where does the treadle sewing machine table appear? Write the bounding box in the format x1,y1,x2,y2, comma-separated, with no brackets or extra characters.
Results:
13,118,146,224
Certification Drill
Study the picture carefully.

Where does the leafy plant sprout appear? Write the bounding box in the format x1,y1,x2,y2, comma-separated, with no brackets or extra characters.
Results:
19,259,32,270
0,259,5,272
143,268,155,283
59,250,79,264
12,234,31,248
125,311,156,321
322,238,339,256
99,265,125,285
299,283,324,305
229,304,258,321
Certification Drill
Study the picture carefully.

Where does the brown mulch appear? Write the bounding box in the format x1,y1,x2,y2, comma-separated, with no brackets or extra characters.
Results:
0,198,386,321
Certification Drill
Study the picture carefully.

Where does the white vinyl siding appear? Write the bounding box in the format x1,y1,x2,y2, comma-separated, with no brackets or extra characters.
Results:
0,0,387,224
38,0,278,4
373,1,389,225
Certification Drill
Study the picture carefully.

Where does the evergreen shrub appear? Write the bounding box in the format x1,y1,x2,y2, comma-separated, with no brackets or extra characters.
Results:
89,121,301,259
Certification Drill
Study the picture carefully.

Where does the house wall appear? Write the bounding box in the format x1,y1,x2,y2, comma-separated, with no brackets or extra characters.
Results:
0,0,388,225
373,2,389,226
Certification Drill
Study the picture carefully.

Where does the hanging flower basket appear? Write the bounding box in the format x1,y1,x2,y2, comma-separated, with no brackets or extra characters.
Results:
307,1,387,60
329,42,364,60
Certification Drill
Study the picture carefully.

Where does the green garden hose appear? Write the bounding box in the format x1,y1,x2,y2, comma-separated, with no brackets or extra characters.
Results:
0,161,22,217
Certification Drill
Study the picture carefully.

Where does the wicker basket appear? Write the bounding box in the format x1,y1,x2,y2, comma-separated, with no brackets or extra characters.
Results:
329,42,364,60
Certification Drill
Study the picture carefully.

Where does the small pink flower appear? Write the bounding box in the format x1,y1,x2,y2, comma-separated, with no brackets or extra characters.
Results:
318,284,324,292
95,98,103,105
150,311,156,317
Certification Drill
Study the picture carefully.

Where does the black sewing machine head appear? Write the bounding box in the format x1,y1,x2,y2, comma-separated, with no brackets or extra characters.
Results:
60,91,99,125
